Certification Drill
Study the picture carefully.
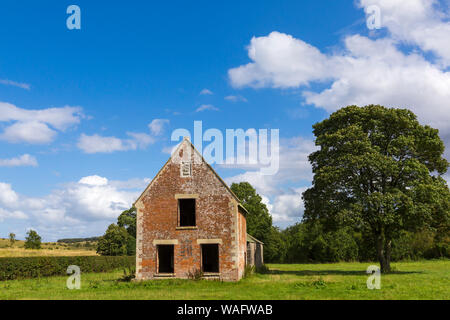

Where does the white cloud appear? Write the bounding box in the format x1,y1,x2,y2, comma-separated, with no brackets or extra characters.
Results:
228,30,450,144
1,121,57,144
271,188,306,222
0,208,27,222
0,79,31,90
109,177,151,190
0,102,83,131
223,136,315,225
79,175,108,186
359,0,450,66
225,95,248,102
77,132,154,154
260,188,306,223
200,88,213,95
0,176,148,237
148,119,170,136
0,102,83,144
229,32,330,88
58,178,136,221
227,1,450,226
0,154,38,167
127,132,156,148
78,118,168,154
224,136,316,195
77,134,128,153
0,182,19,207
196,104,219,112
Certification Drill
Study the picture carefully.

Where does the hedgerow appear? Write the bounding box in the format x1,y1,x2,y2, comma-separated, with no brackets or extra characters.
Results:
0,256,135,280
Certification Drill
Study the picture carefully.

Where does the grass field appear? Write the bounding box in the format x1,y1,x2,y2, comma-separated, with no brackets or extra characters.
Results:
0,260,448,300
0,238,97,257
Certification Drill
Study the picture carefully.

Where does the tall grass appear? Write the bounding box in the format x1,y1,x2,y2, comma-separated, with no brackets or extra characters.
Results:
0,238,97,257
0,260,448,300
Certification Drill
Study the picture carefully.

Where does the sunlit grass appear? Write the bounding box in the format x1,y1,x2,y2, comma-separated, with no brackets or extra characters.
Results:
0,260,448,300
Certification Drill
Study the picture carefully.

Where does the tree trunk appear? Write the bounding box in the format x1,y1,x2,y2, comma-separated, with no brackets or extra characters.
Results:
376,232,391,273
385,239,392,273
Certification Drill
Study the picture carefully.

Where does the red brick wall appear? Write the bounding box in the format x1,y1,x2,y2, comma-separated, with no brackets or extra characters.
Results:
135,141,245,281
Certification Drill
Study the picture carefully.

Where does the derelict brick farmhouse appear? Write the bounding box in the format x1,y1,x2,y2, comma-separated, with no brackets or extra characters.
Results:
134,137,263,281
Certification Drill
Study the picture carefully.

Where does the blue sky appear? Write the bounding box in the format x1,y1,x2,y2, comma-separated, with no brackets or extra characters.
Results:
1,0,449,241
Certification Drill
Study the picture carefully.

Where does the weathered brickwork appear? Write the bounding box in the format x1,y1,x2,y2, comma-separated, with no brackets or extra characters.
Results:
135,139,247,282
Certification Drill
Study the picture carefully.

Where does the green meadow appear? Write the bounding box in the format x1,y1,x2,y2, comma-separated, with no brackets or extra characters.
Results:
0,260,448,300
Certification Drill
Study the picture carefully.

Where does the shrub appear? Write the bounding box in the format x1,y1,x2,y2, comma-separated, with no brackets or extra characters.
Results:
255,264,270,274
24,230,41,250
97,224,135,256
313,278,327,289
0,256,135,281
186,268,203,281
243,265,255,278
118,266,136,282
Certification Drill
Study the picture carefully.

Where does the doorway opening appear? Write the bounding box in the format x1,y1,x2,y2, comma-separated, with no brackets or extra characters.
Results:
158,245,174,273
201,244,219,273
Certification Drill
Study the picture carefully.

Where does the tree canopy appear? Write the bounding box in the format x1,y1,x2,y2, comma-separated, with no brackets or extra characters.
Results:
24,230,41,250
303,105,449,272
231,182,272,243
97,206,136,256
97,223,130,256
8,233,16,247
230,182,286,262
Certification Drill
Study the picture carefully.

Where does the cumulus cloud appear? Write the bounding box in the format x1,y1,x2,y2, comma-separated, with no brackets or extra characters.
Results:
78,118,169,154
0,154,38,167
0,176,149,238
229,32,450,134
223,136,315,224
0,102,83,144
224,136,316,195
225,95,248,102
0,182,19,207
79,175,108,186
200,88,213,95
148,119,170,136
228,2,450,153
1,121,57,144
229,32,330,89
0,79,31,90
226,0,450,224
0,208,27,222
77,132,154,154
196,104,219,112
359,0,450,66
260,188,306,223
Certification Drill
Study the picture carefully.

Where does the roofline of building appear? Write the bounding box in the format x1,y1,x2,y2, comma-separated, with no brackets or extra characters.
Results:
247,233,264,244
134,137,249,216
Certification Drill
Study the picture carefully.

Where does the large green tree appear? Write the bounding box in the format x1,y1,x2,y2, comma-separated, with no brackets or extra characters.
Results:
303,105,449,272
97,206,137,256
231,182,282,262
117,206,137,256
231,182,272,244
96,224,130,256
118,206,137,237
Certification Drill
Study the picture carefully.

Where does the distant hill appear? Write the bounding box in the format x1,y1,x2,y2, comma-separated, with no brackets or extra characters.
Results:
57,237,100,244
